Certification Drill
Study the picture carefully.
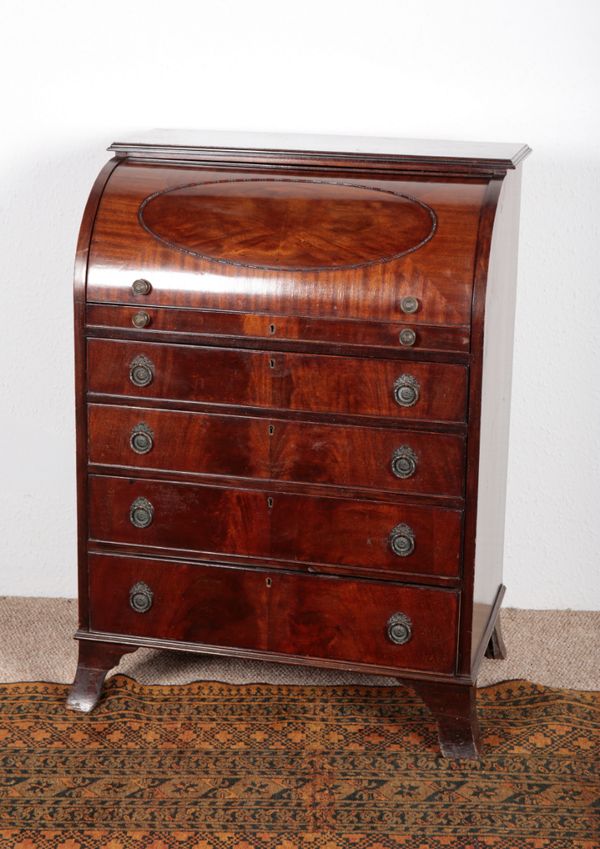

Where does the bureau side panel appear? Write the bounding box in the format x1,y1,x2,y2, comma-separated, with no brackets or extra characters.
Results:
468,168,523,669
73,158,121,626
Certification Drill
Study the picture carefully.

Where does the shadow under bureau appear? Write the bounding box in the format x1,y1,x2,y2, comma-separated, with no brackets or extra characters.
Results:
67,130,530,759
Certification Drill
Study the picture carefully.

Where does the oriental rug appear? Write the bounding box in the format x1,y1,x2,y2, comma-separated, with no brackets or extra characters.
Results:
0,676,598,848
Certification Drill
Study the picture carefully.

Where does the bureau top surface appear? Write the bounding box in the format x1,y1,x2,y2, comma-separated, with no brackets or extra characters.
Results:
109,129,530,172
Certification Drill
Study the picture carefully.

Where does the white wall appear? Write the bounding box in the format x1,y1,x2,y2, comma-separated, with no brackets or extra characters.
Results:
0,0,598,608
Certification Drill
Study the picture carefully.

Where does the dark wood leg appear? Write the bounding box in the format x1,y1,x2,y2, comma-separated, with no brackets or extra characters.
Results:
485,614,507,660
401,678,481,760
66,639,137,713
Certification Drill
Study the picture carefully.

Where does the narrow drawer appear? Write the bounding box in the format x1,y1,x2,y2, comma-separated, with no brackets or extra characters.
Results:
88,475,462,581
88,553,459,674
88,404,465,498
86,304,470,354
87,338,468,423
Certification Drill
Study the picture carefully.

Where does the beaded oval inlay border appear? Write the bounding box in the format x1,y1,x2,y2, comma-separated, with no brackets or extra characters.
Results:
138,178,438,272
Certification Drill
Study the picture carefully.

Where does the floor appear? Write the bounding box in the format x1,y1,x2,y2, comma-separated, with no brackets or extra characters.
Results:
1,597,598,689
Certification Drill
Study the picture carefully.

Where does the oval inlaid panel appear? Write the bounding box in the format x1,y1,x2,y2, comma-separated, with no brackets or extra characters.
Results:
139,178,437,271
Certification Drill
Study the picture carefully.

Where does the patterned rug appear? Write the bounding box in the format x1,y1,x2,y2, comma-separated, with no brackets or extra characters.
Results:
0,676,598,849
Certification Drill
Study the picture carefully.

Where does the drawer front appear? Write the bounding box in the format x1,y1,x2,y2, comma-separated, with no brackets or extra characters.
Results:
86,304,470,354
89,476,462,580
89,553,459,673
88,404,465,498
87,339,468,423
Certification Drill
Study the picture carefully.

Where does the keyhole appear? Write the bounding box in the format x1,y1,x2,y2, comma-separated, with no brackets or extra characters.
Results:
269,358,275,369
267,496,273,509
265,577,272,588
269,324,276,335
268,424,275,436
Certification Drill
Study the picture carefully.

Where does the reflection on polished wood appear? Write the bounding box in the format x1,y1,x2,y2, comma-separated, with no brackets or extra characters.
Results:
88,166,486,327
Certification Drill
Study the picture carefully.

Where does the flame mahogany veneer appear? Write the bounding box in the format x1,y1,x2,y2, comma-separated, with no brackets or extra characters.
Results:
67,130,530,759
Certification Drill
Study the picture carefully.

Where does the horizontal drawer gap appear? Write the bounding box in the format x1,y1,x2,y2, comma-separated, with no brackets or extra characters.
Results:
86,299,471,330
88,470,464,509
86,464,465,507
87,395,469,433
86,546,463,591
86,327,471,362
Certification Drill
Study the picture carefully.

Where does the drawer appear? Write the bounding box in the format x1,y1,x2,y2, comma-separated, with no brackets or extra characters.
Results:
86,304,470,354
87,339,468,423
88,475,462,581
88,404,465,497
88,553,459,674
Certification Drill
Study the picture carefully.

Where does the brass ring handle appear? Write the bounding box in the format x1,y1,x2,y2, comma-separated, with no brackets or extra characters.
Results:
129,497,154,529
393,374,420,407
391,446,418,480
129,581,154,613
129,355,154,388
389,523,415,557
130,423,154,455
386,612,413,645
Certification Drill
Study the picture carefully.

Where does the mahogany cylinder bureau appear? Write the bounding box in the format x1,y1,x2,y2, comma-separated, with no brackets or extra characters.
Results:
67,131,530,759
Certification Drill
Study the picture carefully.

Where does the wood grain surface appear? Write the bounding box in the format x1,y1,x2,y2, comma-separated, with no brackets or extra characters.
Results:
88,475,463,581
88,553,459,673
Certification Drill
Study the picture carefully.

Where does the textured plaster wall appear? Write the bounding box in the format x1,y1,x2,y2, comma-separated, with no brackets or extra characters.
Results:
0,0,598,608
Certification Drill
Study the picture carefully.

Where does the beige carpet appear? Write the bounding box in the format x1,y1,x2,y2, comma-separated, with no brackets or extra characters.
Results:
0,596,598,689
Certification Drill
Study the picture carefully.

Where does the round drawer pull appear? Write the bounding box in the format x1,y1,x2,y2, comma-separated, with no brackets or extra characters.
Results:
387,612,413,645
129,581,154,613
129,497,154,529
389,523,415,557
132,311,151,329
393,374,420,407
129,355,154,388
132,278,152,296
391,445,418,480
400,296,419,314
399,328,416,347
130,423,154,455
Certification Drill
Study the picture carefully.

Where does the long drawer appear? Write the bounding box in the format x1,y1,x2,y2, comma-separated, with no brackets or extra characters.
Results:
88,553,459,674
88,475,463,581
88,404,465,498
87,338,468,423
